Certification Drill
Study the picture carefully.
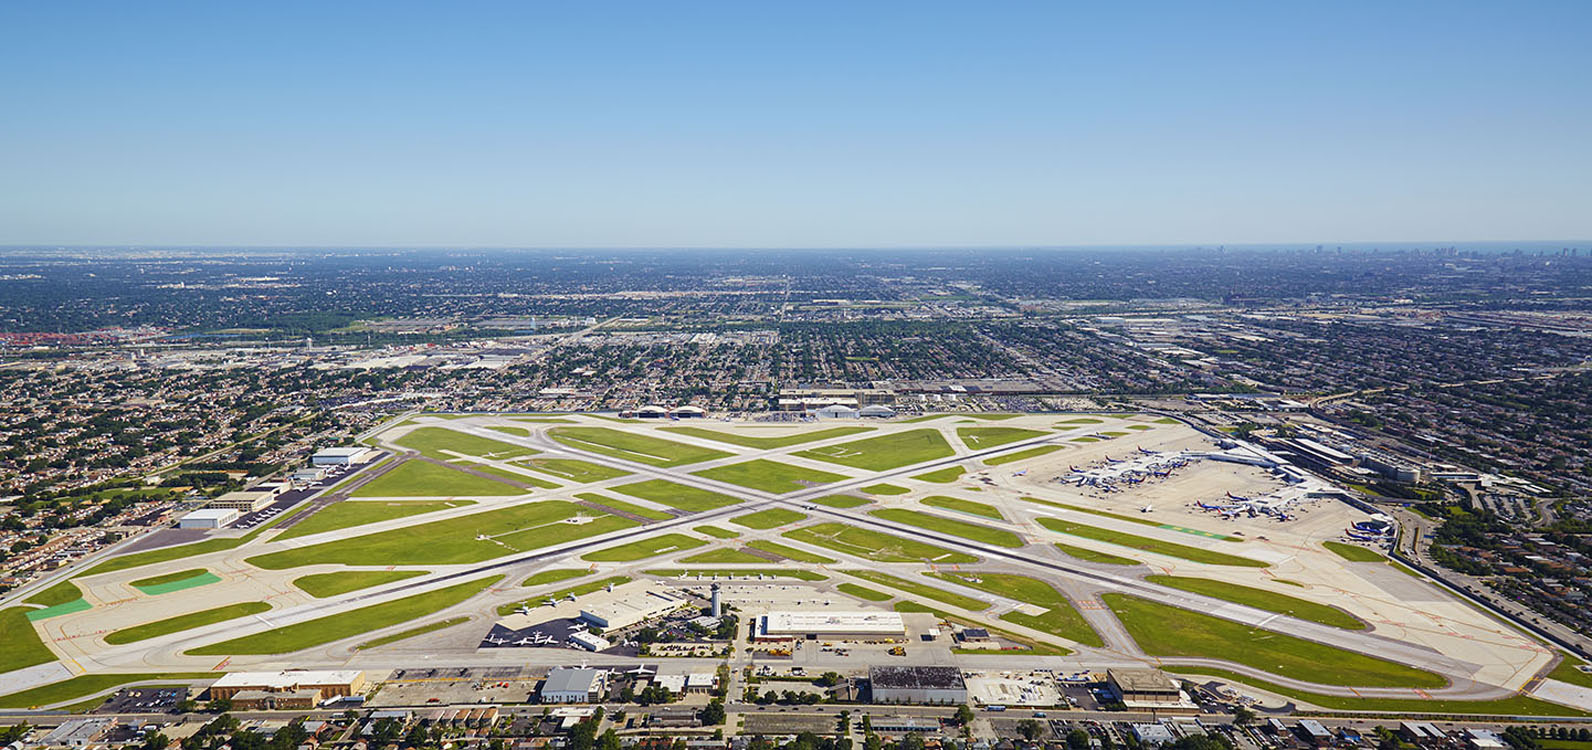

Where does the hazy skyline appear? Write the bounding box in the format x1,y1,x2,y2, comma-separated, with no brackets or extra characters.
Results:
2,1,1589,247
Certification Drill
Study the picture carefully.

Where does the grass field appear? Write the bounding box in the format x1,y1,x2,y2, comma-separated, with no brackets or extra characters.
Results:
190,576,501,655
744,539,837,563
793,429,954,471
871,508,1024,548
357,617,470,650
1323,541,1388,562
660,425,873,449
1058,417,1104,425
732,508,808,529
956,426,1048,449
694,525,740,539
1170,666,1585,717
610,479,743,512
0,607,57,672
1036,517,1266,567
646,569,826,581
548,426,733,467
842,570,989,610
985,445,1063,466
860,483,909,495
581,533,707,562
692,459,850,494
468,463,560,489
500,575,633,615
247,501,637,568
838,583,892,601
1547,653,1592,689
783,523,978,564
679,547,769,564
1104,594,1444,688
293,570,429,598
808,494,871,508
911,466,965,483
131,569,220,595
351,460,525,498
24,579,83,608
278,499,474,540
78,538,244,578
515,457,631,483
395,426,535,460
921,495,1004,520
520,568,591,587
1054,542,1139,565
932,572,1103,647
0,673,215,710
574,492,673,521
486,425,531,437
1145,575,1364,629
104,602,274,645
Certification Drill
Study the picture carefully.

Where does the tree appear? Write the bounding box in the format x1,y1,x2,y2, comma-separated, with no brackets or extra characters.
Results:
953,704,975,726
700,698,727,725
1065,727,1090,747
1231,706,1256,726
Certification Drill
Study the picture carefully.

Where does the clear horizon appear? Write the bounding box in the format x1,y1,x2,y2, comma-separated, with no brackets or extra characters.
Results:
2,1,1589,247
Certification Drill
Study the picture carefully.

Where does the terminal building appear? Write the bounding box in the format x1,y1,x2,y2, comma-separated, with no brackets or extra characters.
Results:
755,611,907,641
208,670,367,704
868,666,967,705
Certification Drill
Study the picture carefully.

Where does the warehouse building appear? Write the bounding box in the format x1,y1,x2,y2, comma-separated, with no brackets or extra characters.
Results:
178,508,239,529
208,670,367,702
540,667,608,704
312,447,374,466
756,611,907,641
868,666,967,705
39,719,118,747
209,486,282,512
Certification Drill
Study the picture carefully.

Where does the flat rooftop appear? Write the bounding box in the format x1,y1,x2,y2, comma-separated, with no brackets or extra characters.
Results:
869,665,965,690
1108,668,1179,693
760,611,906,636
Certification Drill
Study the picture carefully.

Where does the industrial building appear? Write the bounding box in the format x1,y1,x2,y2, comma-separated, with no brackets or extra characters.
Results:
568,631,611,652
208,670,367,702
177,508,239,529
756,611,907,640
1105,669,1195,711
39,719,118,747
540,667,608,704
229,689,321,710
578,587,689,630
209,486,282,512
868,666,967,705
311,446,374,466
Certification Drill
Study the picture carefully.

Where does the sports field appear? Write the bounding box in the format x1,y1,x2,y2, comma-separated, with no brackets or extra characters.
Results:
691,458,849,494
860,483,909,495
732,508,808,529
515,457,631,483
808,494,871,508
580,533,707,562
955,426,1048,449
1053,542,1139,566
1036,517,1267,567
0,607,57,673
921,495,1004,520
744,539,837,564
932,571,1102,647
1145,575,1365,630
871,508,1024,548
278,500,474,540
782,522,978,564
104,602,274,645
610,479,743,512
293,570,429,598
574,492,673,521
911,466,965,483
395,427,536,461
247,501,637,568
1103,594,1445,688
679,547,769,564
985,445,1063,466
838,583,892,601
792,428,954,471
547,426,733,467
351,460,524,497
660,425,873,449
189,576,501,656
1323,541,1388,562
842,570,989,611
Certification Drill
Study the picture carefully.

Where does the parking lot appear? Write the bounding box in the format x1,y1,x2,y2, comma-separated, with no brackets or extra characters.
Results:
95,687,189,714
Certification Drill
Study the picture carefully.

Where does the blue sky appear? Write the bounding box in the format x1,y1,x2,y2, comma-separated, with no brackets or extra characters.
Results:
1,1,1588,247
